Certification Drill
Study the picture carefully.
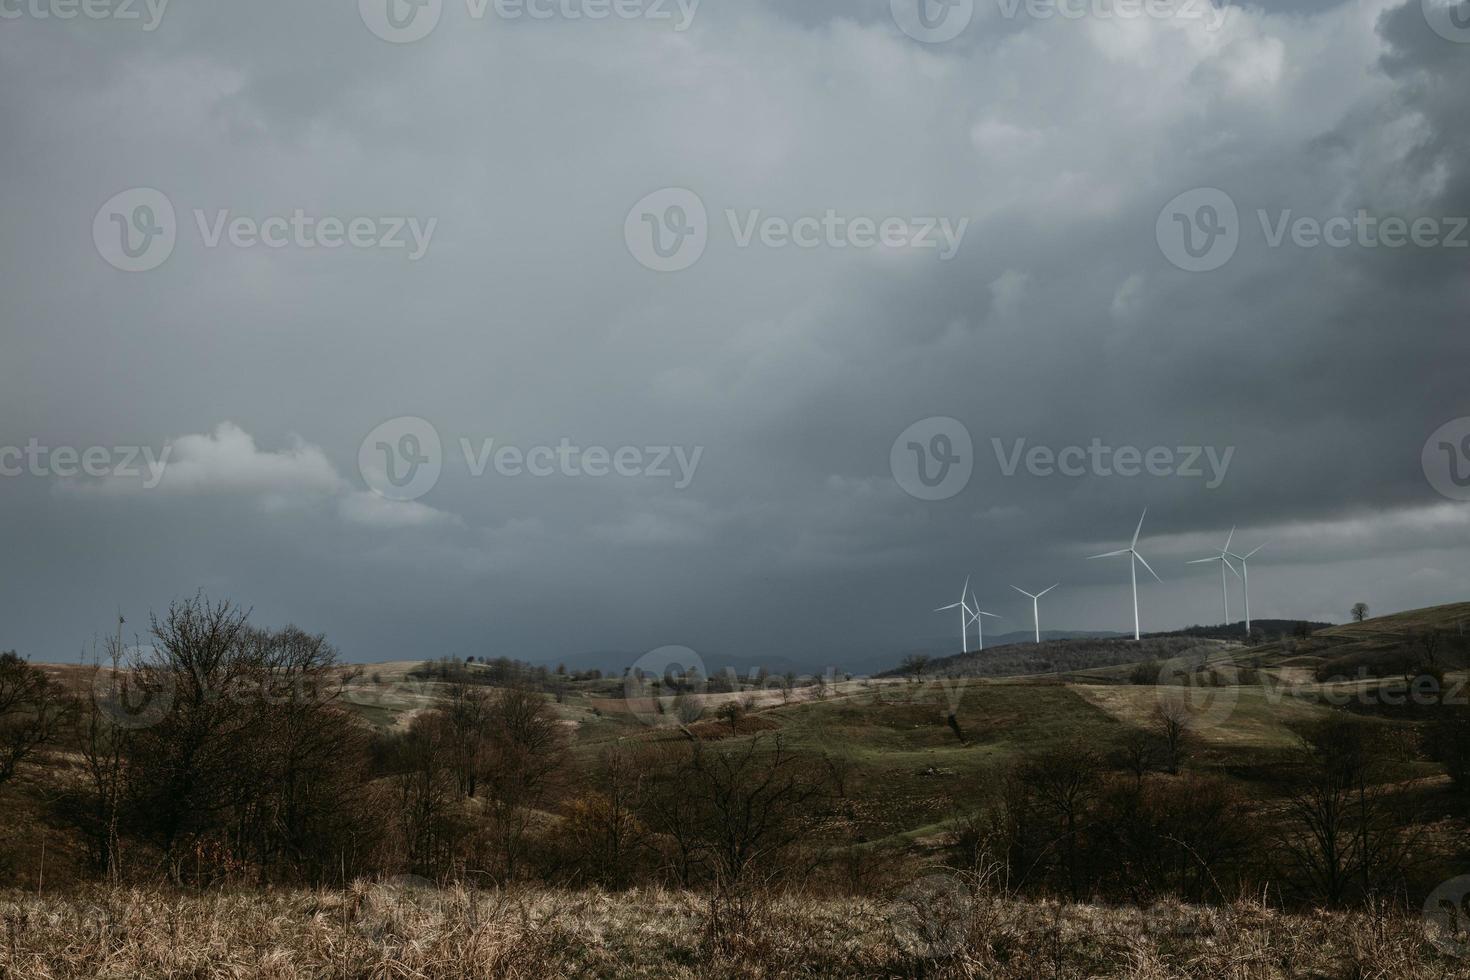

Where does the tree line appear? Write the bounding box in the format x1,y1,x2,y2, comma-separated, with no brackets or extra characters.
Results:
1,593,1467,918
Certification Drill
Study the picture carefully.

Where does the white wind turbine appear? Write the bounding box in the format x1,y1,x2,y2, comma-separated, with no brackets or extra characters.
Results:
1225,541,1265,635
934,576,975,654
1010,584,1057,644
1187,527,1241,628
1087,508,1162,641
965,584,1002,651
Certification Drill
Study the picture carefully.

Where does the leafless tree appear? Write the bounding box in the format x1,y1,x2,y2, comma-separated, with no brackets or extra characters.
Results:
901,654,930,683
565,744,644,887
1281,715,1419,906
0,650,67,788
672,691,704,727
714,701,744,734
1151,701,1193,775
1014,742,1104,900
477,685,567,879
1114,728,1160,786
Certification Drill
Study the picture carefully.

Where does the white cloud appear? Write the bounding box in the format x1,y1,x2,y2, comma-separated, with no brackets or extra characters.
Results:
337,491,460,529
153,423,342,496
69,422,462,531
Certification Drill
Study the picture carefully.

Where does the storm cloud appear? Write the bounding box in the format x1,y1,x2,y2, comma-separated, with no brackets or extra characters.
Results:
1,0,1467,668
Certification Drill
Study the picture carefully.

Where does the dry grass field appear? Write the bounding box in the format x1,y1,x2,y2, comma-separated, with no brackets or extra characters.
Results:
1,884,1467,980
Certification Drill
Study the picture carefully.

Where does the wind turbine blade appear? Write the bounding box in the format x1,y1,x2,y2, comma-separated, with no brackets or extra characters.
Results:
1223,526,1235,553
1243,544,1265,559
1011,585,1034,598
1132,508,1148,549
961,575,970,600
935,603,963,612
1088,549,1130,560
978,611,1001,618
1134,551,1162,583
1186,557,1220,565
1223,557,1241,579
1038,584,1058,597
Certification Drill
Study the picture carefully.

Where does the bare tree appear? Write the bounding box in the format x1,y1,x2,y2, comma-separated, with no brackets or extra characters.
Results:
1114,728,1160,786
477,685,567,879
1281,715,1418,906
714,701,744,734
672,690,704,727
684,734,829,944
1012,741,1104,900
440,682,492,797
0,650,68,788
901,654,930,683
634,743,710,887
1351,602,1369,623
1151,701,1193,775
565,744,644,887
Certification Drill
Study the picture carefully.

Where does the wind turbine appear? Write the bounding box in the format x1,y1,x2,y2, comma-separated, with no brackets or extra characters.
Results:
1087,508,1162,641
965,585,1002,650
1225,542,1265,635
1187,527,1241,628
934,576,974,654
1010,584,1057,644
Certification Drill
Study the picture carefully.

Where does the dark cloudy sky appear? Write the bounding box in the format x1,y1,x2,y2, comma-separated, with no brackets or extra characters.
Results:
1,0,1468,668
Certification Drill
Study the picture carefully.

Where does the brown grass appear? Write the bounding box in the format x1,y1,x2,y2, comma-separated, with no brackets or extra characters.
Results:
1,884,1466,979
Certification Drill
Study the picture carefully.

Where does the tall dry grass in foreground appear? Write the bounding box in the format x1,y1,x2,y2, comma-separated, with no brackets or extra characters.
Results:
1,883,1466,979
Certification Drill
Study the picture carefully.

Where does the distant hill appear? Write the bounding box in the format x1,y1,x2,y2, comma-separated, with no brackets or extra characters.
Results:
538,633,1127,680
1247,601,1470,680
1146,620,1332,642
536,649,818,680
879,634,1223,680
